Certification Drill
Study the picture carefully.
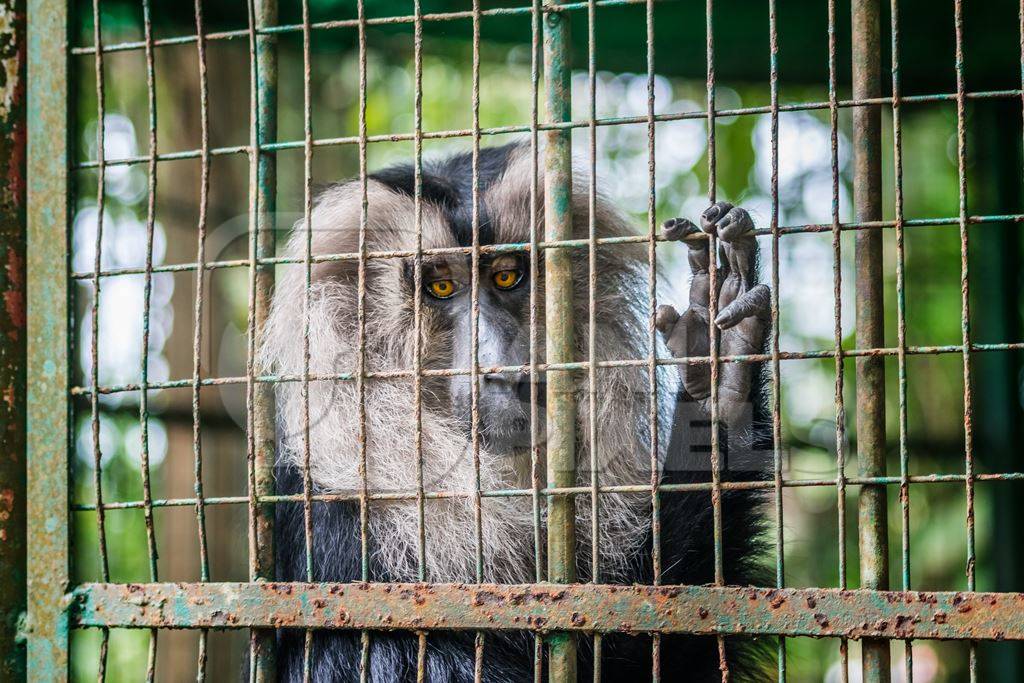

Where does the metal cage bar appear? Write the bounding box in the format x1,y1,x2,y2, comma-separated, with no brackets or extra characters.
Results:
543,2,578,680
245,0,279,677
852,0,892,680
25,0,70,676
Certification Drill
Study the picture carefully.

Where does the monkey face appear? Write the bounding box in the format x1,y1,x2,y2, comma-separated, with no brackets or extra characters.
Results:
422,253,535,454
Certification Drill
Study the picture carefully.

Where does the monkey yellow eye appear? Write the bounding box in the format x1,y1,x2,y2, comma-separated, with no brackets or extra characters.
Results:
427,279,457,299
492,269,523,290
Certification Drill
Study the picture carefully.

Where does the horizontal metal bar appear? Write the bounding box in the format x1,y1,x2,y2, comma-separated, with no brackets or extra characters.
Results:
71,89,1022,170
71,582,1024,640
68,340,1024,397
69,212,1024,281
69,0,654,56
71,470,1024,512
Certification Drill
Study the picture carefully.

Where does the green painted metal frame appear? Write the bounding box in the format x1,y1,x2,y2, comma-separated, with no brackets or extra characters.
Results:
852,0,891,681
542,2,577,681
25,0,70,677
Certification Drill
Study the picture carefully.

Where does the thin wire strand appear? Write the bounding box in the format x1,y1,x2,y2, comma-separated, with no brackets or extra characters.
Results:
412,1,429,676
587,0,603,676
704,0,729,678
825,1,848,680
469,2,486,679
644,0,660,680
769,0,786,679
88,0,111,678
299,0,315,677
889,0,913,678
528,3,545,676
139,0,160,678
356,1,372,679
952,1,977,679
243,0,266,676
191,0,212,676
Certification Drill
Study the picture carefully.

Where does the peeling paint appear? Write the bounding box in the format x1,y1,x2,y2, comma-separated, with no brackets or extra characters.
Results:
70,583,1024,642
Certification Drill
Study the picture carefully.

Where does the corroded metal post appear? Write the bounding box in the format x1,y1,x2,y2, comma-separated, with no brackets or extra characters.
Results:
543,2,577,680
25,0,69,677
0,0,26,678
249,0,278,678
852,0,891,680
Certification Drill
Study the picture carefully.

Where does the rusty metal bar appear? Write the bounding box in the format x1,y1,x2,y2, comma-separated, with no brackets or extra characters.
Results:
355,0,372,678
67,89,1024,172
643,0,659,679
68,0,655,55
827,0,851,678
139,0,160,678
951,0,978,679
888,0,913,679
25,0,69,676
70,582,1024,641
245,0,278,677
543,1,577,679
767,0,785,678
63,210,1024,282
528,1,545,674
0,0,26,677
852,0,891,680
190,0,212,676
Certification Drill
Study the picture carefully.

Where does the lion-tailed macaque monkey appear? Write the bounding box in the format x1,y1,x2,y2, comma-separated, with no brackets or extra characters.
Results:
260,141,772,681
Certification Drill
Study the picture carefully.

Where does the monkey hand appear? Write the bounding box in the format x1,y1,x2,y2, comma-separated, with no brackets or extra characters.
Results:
655,203,770,427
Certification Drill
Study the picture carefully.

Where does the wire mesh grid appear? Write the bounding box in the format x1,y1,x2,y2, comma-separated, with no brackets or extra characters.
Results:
19,0,1024,681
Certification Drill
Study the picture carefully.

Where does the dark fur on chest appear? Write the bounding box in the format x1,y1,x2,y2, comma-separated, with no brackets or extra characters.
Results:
272,389,772,682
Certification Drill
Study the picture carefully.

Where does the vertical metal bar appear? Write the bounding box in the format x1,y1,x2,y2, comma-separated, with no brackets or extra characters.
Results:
245,0,277,677
585,0,602,677
469,2,486,679
851,0,891,681
191,0,212,678
87,1,111,676
826,1,850,680
643,0,659,680
26,0,69,675
355,2,372,679
299,0,315,678
529,2,545,677
703,1,729,678
543,2,577,680
529,0,544,588
0,0,26,676
411,1,429,677
768,0,786,679
951,0,977,679
139,1,160,678
888,0,913,679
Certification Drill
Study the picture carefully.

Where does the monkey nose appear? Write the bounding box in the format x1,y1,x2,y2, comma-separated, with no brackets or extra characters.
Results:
481,372,538,405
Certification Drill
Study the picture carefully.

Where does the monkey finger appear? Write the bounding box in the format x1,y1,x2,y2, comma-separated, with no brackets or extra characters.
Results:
714,284,770,329
656,304,680,336
716,206,755,242
700,202,734,234
662,217,704,245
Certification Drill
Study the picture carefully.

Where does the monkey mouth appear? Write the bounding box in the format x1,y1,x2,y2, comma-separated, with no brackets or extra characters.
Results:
469,413,533,453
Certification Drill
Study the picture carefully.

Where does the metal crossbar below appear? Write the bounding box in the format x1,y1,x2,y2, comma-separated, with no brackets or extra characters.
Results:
12,0,1024,681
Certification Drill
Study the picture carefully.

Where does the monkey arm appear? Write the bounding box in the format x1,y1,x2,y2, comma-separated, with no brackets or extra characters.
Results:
656,203,771,428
